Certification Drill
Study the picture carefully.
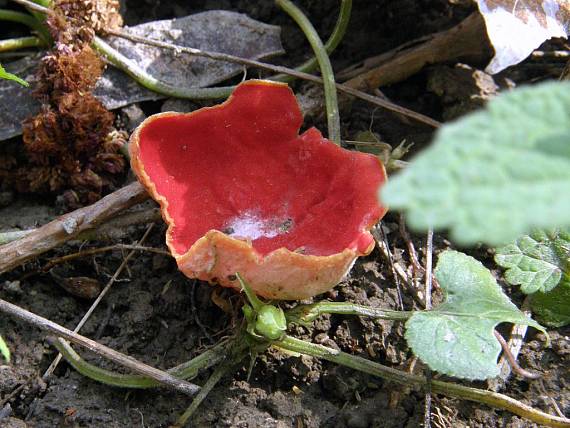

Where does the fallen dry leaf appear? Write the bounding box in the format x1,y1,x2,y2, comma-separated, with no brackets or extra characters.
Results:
476,0,569,73
0,11,283,141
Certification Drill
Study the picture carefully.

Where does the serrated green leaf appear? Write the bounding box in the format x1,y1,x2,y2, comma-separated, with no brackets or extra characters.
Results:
405,250,544,380
0,63,29,87
0,335,10,363
495,228,570,294
381,81,570,246
529,280,570,327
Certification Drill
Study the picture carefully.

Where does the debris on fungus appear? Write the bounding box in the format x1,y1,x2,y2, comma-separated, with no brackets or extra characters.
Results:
0,0,126,209
130,80,387,300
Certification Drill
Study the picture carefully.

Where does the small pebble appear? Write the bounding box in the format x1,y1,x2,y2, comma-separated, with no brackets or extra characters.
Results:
3,281,22,295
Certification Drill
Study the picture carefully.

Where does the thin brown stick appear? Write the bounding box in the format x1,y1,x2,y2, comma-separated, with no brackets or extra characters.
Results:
423,228,434,428
339,85,440,128
106,28,316,82
398,215,424,290
537,379,566,419
494,330,540,380
10,0,440,128
376,224,404,310
0,380,30,407
372,227,425,308
40,244,170,272
105,29,440,128
302,13,489,121
0,298,200,396
0,182,149,274
489,298,534,392
398,216,423,274
42,225,156,379
342,13,489,91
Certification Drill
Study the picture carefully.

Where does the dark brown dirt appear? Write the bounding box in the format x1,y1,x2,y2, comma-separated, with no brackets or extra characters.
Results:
1,0,568,427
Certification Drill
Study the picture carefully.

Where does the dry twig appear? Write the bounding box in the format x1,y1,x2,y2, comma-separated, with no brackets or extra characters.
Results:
39,244,170,272
423,228,434,428
398,215,424,289
302,13,490,120
42,224,157,379
494,330,540,380
488,298,538,391
104,28,439,128
0,182,148,274
11,0,440,128
376,224,404,310
0,298,200,396
341,13,489,90
372,227,426,307
0,208,162,247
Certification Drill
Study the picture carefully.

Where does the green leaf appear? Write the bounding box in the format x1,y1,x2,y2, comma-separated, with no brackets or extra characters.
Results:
495,228,570,327
0,63,29,87
0,335,10,363
495,228,570,294
381,81,570,246
405,250,545,380
529,281,570,327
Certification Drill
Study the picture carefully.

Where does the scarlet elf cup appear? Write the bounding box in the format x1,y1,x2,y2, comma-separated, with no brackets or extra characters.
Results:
129,80,387,299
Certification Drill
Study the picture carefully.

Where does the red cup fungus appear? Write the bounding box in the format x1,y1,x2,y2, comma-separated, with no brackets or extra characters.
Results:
129,80,387,299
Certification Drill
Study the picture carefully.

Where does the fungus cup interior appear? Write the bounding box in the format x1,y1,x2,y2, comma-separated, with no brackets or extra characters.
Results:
132,80,386,260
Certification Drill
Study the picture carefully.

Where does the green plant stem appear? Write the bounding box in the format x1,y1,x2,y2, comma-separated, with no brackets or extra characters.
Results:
0,9,45,34
173,361,237,427
30,0,50,6
9,0,439,128
0,2,51,43
0,35,43,52
276,0,341,145
92,36,235,100
12,0,230,100
275,336,570,428
10,0,437,130
287,301,413,324
50,338,158,388
24,0,49,37
236,272,264,312
49,336,236,389
273,0,351,83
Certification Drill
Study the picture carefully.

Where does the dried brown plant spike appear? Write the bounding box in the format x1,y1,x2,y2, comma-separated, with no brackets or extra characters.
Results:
49,0,123,46
3,0,127,208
